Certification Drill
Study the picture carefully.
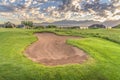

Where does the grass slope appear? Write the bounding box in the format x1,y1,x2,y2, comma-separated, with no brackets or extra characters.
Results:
0,28,120,80
68,38,120,80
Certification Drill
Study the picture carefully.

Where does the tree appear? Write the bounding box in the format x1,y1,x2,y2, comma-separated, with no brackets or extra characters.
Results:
114,24,120,28
88,24,106,29
46,25,57,28
4,21,16,28
21,21,33,28
34,26,45,29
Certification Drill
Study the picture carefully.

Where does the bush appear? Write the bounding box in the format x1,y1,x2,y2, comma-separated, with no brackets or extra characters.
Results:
46,25,57,28
33,26,45,29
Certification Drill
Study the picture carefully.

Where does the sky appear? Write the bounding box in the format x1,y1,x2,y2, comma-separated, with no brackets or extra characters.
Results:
0,0,120,24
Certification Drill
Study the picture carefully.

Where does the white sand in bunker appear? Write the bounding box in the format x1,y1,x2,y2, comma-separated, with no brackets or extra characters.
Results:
25,33,88,66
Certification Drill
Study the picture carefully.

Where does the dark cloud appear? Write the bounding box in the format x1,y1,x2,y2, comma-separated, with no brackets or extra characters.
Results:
0,0,120,22
0,5,14,12
57,0,114,12
52,0,120,20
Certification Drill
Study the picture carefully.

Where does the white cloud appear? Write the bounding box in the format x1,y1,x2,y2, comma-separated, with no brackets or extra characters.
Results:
0,0,120,23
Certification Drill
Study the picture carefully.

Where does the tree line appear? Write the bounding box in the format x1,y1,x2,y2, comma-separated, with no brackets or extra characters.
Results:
1,21,120,29
1,21,58,29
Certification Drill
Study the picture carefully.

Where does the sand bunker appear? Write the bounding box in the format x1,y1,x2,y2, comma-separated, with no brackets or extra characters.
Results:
25,33,88,66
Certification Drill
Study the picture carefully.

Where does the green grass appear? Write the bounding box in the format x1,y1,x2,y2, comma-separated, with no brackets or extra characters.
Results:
68,38,120,80
0,28,120,80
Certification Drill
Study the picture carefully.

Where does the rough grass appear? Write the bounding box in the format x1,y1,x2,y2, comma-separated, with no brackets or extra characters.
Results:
0,28,120,80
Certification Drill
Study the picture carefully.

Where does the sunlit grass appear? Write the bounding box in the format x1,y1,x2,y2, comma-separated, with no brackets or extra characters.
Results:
0,28,120,80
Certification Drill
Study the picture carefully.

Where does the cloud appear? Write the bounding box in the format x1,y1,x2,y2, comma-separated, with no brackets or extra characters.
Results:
0,0,120,23
55,0,120,22
0,4,14,12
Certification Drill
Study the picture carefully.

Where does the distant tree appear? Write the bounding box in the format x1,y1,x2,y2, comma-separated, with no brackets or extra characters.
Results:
69,26,79,29
89,24,106,29
4,21,16,28
21,21,33,28
46,25,57,28
34,26,45,29
113,24,120,28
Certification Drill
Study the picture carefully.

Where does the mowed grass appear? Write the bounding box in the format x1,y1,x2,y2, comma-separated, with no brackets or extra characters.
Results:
0,28,120,80
68,38,120,80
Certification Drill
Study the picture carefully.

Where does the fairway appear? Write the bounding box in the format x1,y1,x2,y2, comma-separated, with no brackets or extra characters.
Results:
0,28,120,80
